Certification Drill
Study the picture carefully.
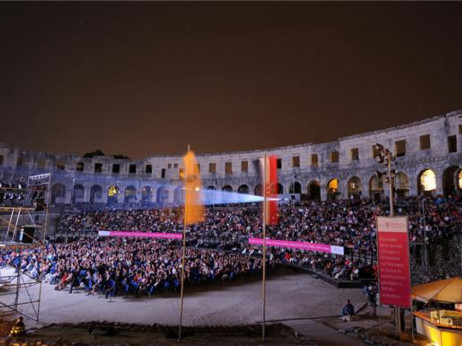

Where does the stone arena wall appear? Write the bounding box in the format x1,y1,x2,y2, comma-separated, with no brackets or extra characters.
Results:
1,109,462,205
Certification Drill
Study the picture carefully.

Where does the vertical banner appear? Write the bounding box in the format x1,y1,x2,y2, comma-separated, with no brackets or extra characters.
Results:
183,150,204,225
260,155,279,225
377,216,411,308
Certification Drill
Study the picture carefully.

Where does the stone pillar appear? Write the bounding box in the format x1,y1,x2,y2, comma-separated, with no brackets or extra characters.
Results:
337,178,347,200
435,170,444,196
408,172,418,196
362,175,371,200
83,184,91,203
64,184,72,204
320,180,327,201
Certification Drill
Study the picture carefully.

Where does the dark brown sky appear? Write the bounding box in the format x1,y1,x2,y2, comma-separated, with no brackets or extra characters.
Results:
1,2,462,159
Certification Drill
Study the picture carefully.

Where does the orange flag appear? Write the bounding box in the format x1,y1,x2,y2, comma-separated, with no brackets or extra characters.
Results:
183,150,204,225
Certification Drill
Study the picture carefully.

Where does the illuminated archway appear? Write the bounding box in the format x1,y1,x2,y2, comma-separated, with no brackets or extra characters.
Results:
418,169,436,195
107,185,120,205
327,178,338,200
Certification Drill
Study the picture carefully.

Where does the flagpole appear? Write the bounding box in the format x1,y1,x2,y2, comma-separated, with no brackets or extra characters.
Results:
262,151,267,342
178,213,187,341
178,145,190,342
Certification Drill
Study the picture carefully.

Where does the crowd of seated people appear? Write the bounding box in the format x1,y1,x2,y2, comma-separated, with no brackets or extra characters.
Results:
0,238,270,298
2,195,462,298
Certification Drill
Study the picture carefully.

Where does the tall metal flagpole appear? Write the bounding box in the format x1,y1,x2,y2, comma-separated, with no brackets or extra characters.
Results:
178,145,190,342
262,152,267,342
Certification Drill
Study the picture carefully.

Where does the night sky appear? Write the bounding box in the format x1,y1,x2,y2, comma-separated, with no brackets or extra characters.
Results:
1,2,462,159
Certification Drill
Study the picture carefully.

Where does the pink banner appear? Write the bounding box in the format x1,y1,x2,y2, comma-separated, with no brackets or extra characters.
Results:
249,238,334,253
99,231,182,240
377,217,411,308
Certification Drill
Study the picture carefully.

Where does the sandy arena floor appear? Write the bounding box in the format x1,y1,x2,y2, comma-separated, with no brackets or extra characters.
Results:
1,268,365,328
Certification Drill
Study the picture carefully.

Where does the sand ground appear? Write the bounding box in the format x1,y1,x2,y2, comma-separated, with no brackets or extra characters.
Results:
0,268,366,328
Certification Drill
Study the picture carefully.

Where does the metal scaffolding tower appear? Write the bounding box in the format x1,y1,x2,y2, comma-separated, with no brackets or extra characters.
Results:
0,173,51,322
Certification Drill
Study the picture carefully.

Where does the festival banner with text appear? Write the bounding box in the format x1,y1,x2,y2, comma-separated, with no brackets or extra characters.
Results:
249,238,344,255
377,216,411,308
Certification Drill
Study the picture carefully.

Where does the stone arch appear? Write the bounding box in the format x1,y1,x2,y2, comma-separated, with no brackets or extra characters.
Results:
51,183,66,204
205,186,216,205
307,180,321,201
107,185,120,205
327,178,338,200
289,182,301,194
254,184,263,196
443,166,460,196
347,176,361,198
277,183,283,194
156,186,169,205
418,169,436,195
238,185,249,194
174,186,184,205
90,185,102,204
369,176,383,202
141,186,152,205
72,184,85,204
222,185,233,192
395,172,410,199
124,186,137,203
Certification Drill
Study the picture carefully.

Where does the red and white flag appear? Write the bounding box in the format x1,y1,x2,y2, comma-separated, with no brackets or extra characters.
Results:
260,155,279,225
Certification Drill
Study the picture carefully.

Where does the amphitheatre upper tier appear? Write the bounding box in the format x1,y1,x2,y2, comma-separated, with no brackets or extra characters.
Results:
1,109,462,205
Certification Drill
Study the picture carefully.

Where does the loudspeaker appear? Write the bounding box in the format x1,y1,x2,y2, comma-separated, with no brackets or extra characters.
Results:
20,227,35,243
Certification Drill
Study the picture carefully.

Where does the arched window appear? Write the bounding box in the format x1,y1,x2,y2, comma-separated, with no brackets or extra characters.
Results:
90,185,102,204
369,176,383,202
238,185,249,194
51,183,66,204
347,176,361,198
222,185,233,192
442,166,460,196
72,184,84,204
254,184,263,196
289,182,301,194
277,184,283,194
307,181,320,201
124,186,137,203
174,186,184,205
141,186,152,205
